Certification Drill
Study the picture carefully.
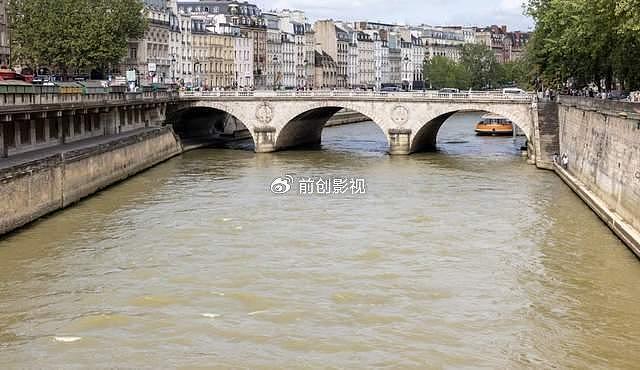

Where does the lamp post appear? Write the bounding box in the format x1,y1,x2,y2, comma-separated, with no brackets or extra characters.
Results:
171,54,177,84
272,56,280,91
303,58,308,90
194,60,201,90
403,55,410,91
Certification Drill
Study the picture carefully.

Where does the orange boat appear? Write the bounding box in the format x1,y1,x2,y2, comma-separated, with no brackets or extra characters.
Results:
475,114,513,136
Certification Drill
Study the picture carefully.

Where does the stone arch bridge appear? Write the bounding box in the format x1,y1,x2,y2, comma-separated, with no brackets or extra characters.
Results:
169,91,554,168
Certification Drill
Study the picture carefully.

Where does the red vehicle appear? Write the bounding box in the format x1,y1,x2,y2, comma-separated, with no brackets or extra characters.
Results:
0,69,34,82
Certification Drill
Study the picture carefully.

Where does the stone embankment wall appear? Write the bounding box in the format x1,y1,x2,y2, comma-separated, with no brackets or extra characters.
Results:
535,101,560,169
556,96,640,255
325,109,370,126
0,128,182,235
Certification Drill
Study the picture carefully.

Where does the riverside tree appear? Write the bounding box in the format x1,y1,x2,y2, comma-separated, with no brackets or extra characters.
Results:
526,0,640,90
423,44,531,90
424,56,469,90
459,44,503,90
9,0,148,77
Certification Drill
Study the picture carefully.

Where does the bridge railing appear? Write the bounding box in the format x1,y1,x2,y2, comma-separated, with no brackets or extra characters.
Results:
0,91,180,111
179,90,533,102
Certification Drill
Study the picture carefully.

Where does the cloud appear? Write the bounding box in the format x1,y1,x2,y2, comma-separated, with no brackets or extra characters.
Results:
252,0,533,29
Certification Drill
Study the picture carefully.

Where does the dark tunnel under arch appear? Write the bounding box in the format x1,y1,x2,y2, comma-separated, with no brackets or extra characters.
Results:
166,106,251,146
275,106,387,151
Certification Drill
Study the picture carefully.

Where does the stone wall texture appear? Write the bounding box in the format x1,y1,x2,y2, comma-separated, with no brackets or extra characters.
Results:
558,96,640,252
0,128,182,235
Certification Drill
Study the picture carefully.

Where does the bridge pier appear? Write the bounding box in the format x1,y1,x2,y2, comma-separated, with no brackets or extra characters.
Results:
388,128,412,155
254,126,277,153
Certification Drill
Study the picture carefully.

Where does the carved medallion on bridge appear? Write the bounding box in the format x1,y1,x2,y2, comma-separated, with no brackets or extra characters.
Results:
256,102,274,124
391,105,409,125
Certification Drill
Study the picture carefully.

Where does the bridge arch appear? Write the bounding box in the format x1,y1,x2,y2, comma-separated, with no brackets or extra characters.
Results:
407,104,534,153
168,101,257,146
274,101,391,151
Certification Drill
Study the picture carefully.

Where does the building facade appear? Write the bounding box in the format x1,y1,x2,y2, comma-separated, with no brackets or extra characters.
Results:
314,50,337,88
503,31,530,62
123,0,174,85
0,0,9,67
388,47,402,85
314,20,338,64
177,1,266,87
411,35,425,88
476,25,507,63
304,24,316,89
336,27,349,88
364,30,388,90
419,26,465,62
280,32,296,88
115,3,531,90
234,32,254,88
293,22,306,88
263,12,281,89
400,39,413,89
276,10,310,89
191,20,208,88
357,32,375,88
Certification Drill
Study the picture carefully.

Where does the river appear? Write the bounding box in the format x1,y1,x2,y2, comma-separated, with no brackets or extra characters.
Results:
1,113,639,369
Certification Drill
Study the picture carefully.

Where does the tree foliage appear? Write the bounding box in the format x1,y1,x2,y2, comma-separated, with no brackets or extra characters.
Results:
502,58,534,89
423,45,531,90
526,0,640,90
9,0,148,75
424,56,468,90
459,44,502,90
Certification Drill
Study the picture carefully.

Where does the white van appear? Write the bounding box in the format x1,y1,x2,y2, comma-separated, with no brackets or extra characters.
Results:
439,88,460,94
502,88,526,95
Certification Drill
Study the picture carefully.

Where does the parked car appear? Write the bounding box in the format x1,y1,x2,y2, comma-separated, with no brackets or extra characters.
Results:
381,86,401,92
502,87,526,95
31,75,52,85
607,90,629,101
439,88,460,94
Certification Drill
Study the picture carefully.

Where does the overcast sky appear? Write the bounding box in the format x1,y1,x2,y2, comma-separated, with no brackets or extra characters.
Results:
253,0,534,31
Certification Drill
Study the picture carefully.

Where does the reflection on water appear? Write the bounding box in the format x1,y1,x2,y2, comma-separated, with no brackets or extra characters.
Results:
0,112,639,368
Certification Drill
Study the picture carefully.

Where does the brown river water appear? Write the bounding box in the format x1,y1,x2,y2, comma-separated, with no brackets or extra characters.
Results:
1,113,639,369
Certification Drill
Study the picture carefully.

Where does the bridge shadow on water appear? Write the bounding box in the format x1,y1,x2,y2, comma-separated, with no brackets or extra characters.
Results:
306,111,525,160
183,109,528,170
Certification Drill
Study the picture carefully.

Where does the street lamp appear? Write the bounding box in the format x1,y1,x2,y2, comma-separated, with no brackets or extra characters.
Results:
272,56,280,91
194,60,201,90
403,55,410,91
303,58,308,90
171,54,177,83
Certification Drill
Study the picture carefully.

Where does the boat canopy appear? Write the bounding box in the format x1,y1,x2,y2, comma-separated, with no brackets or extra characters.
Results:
480,114,512,123
481,113,507,120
